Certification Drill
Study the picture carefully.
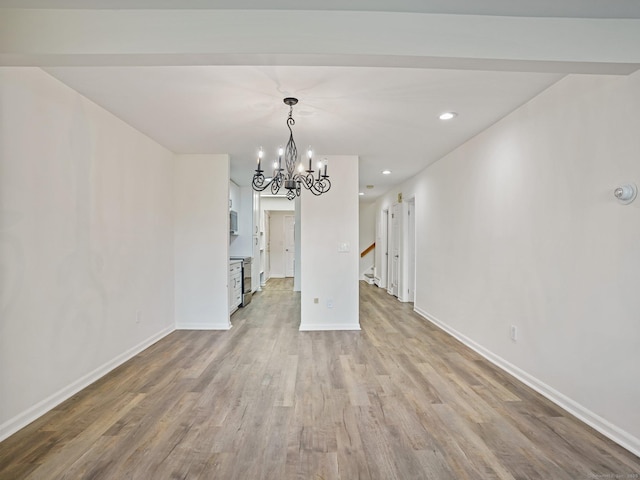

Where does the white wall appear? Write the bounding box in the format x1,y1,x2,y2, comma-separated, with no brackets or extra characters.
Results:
359,202,376,279
174,154,230,330
376,72,640,456
301,155,359,331
0,67,175,440
229,180,240,213
261,195,294,212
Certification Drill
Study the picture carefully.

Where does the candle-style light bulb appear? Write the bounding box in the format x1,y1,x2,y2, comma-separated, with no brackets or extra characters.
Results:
323,158,328,177
307,147,313,171
298,163,304,173
317,161,322,180
278,146,283,170
257,147,263,170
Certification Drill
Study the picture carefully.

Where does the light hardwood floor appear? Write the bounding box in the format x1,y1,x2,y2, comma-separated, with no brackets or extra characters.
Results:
1,279,639,479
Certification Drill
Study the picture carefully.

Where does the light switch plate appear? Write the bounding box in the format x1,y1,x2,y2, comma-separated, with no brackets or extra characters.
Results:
338,242,350,253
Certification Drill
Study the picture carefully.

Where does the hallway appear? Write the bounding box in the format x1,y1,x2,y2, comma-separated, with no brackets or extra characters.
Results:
1,280,638,479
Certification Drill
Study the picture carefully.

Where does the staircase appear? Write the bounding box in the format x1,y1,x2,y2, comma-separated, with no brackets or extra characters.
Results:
360,243,375,284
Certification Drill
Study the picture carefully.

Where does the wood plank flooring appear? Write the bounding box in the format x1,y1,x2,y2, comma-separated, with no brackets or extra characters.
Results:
1,278,639,479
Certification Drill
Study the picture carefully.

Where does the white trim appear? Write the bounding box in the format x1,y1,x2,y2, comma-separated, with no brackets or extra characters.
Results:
0,326,175,442
175,323,231,330
299,323,361,331
413,306,640,458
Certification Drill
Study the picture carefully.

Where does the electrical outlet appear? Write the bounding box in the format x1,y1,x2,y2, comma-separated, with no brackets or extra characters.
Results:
326,299,334,309
510,325,517,341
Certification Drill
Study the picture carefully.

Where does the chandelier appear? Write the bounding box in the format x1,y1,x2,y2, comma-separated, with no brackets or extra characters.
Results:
252,97,331,200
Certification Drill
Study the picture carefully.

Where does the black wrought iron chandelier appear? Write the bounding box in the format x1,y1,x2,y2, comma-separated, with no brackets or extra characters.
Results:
252,97,331,200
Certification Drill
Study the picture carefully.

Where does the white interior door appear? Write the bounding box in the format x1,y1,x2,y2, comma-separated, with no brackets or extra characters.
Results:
390,203,401,297
284,215,295,277
380,209,388,289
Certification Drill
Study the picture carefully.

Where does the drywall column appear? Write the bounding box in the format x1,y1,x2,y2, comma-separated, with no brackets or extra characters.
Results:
294,196,301,292
174,154,230,329
300,155,359,330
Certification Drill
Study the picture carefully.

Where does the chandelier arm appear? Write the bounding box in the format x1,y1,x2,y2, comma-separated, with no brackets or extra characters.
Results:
270,173,283,195
252,172,271,191
314,177,331,194
304,175,331,195
298,172,315,190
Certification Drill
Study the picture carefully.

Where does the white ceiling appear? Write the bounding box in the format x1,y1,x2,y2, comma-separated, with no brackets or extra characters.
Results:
44,65,562,198
4,2,640,200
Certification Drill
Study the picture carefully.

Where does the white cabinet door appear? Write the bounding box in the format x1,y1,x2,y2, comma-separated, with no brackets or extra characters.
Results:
229,262,242,314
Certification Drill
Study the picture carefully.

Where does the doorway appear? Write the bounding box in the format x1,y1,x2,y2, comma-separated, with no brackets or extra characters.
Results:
264,210,295,279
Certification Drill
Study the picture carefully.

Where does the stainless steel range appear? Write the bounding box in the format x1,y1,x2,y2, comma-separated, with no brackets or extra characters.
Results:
230,256,252,307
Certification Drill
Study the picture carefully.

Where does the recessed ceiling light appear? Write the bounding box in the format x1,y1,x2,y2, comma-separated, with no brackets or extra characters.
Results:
382,170,391,175
439,112,457,120
359,192,364,196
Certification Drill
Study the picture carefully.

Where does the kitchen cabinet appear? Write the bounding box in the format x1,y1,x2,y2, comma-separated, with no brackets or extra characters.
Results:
229,260,242,314
229,187,261,293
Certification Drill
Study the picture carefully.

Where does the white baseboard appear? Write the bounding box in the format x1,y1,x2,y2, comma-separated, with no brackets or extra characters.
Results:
175,323,231,330
299,323,361,331
413,306,640,458
0,325,175,443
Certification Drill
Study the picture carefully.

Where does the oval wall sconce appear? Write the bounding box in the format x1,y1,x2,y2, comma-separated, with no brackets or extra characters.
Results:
614,183,637,205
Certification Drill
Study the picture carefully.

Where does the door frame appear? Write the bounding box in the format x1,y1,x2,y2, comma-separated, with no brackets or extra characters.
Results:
284,214,295,277
405,197,416,303
388,203,401,297
378,208,389,289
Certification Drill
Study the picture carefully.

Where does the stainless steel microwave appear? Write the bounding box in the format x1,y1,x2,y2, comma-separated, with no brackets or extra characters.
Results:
230,210,238,235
